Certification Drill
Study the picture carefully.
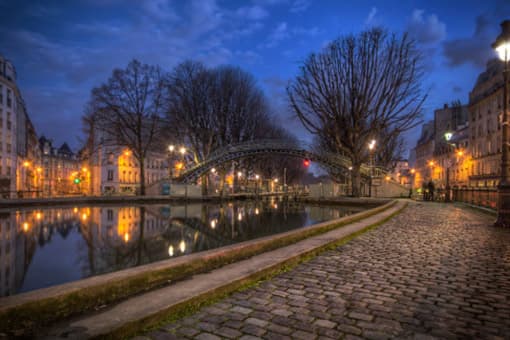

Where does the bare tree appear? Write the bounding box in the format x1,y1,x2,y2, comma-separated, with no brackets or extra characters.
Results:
288,28,425,196
165,61,274,194
87,59,166,195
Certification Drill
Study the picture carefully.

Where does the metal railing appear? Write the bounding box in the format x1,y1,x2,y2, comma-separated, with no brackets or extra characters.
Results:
452,187,497,209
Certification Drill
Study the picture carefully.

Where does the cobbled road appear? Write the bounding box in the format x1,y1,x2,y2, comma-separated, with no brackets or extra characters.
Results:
140,202,510,339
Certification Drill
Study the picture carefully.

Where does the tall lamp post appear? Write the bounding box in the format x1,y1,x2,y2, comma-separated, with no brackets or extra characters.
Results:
493,20,510,227
444,131,454,202
368,139,376,197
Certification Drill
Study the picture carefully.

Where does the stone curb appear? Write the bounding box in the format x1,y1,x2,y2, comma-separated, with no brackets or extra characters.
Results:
45,200,406,338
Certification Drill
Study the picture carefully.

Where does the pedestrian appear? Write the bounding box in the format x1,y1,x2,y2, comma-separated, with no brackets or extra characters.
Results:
427,181,435,201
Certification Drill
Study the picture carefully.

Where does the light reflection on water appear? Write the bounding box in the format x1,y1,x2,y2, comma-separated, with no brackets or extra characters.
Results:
0,198,366,297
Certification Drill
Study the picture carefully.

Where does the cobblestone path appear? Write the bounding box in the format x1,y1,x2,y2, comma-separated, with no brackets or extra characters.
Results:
141,202,510,339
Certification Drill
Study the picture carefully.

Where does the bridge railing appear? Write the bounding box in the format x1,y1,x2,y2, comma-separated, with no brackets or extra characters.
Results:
174,139,389,183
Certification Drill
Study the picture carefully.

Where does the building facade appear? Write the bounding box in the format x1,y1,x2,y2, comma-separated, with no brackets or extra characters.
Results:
468,59,505,188
412,57,507,192
39,136,82,196
0,55,19,196
413,121,435,188
89,142,169,196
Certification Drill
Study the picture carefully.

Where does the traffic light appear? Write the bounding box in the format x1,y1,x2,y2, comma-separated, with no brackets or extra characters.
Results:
74,178,81,184
303,159,310,167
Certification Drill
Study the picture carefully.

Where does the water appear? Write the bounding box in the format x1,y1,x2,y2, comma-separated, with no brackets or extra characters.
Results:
0,198,367,297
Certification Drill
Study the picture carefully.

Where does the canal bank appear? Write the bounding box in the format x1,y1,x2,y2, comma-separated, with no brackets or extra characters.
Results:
0,193,390,209
0,199,404,338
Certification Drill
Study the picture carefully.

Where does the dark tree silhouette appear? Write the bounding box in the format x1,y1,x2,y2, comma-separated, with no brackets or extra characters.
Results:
86,59,166,195
288,28,425,196
165,61,279,194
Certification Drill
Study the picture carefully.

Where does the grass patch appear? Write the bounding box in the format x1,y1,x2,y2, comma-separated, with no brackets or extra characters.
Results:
0,200,398,337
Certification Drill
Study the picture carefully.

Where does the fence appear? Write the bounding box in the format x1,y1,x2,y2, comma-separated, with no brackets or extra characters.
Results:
452,187,497,210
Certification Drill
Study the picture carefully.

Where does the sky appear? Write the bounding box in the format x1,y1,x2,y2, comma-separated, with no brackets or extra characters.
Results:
0,0,509,155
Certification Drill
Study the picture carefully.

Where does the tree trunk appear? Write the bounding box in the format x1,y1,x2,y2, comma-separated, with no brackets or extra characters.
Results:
139,158,146,196
351,164,362,197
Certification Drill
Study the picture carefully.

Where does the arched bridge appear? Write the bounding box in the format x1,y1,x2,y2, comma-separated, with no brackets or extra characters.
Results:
174,139,380,184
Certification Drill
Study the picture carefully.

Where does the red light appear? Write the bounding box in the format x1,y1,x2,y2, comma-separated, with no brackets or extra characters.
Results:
303,159,310,167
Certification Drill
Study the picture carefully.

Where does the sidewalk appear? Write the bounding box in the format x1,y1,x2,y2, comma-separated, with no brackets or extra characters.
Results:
140,201,510,339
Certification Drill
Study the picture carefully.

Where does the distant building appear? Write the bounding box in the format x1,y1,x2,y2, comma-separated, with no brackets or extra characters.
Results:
432,103,470,189
413,121,435,188
391,160,410,186
85,130,169,195
39,136,82,196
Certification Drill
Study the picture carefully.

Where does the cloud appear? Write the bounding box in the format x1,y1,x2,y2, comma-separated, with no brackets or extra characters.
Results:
264,22,289,48
140,0,180,21
291,26,320,37
290,0,310,13
406,9,446,44
236,5,269,20
235,50,262,64
442,15,494,68
364,7,377,26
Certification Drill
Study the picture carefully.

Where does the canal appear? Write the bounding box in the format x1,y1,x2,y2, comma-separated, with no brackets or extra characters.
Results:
0,198,368,297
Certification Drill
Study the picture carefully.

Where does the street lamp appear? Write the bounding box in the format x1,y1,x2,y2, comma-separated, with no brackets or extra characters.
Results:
444,131,454,202
368,139,376,197
493,20,510,227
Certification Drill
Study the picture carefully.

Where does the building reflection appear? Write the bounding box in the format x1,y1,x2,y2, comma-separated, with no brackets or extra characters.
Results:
0,199,360,297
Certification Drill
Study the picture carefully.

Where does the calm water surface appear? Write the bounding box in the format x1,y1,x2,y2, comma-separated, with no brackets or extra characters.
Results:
0,198,367,297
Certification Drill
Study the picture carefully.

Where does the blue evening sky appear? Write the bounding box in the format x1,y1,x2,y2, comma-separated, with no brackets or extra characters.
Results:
0,0,509,155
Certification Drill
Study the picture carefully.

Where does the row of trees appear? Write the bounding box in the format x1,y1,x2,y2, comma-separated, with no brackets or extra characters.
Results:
83,27,425,197
83,60,306,195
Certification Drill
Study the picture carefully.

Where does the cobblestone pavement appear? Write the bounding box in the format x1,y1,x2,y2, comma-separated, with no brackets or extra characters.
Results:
141,202,510,339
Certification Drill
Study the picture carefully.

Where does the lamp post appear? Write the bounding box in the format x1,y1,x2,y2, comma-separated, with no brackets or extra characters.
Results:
493,20,510,227
444,131,454,202
168,145,175,179
368,139,376,197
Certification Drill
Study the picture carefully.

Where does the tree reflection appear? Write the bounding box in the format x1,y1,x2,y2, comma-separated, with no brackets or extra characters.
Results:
0,200,360,296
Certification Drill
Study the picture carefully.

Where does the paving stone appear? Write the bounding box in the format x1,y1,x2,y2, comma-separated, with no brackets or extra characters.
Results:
231,306,253,315
142,202,510,340
313,319,336,329
292,330,317,340
239,336,262,340
245,317,269,328
195,333,222,340
271,308,293,317
348,311,374,321
145,331,178,340
176,327,199,337
240,324,266,337
215,326,242,339
266,322,293,335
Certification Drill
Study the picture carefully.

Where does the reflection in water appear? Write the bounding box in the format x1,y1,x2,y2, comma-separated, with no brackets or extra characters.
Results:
0,198,365,297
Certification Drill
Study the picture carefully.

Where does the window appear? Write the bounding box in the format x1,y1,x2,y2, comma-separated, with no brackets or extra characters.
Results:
107,209,113,221
107,152,114,164
0,84,3,104
107,169,114,181
6,89,11,108
6,143,11,153
6,120,11,130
